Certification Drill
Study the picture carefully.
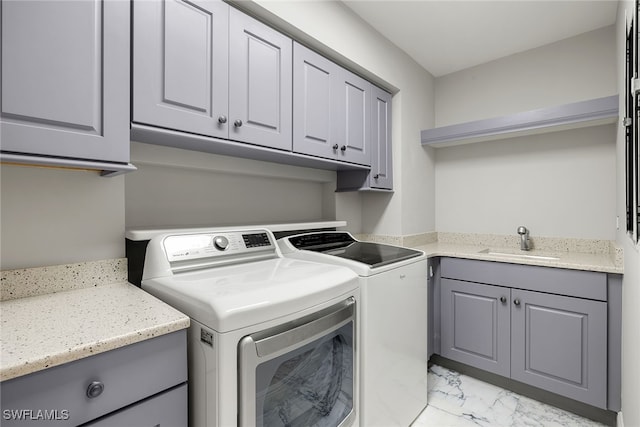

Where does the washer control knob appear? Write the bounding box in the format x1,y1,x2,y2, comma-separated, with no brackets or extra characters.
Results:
213,236,229,251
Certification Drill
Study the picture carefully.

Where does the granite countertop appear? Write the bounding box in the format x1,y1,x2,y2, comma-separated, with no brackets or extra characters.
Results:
359,231,624,274
0,260,190,382
413,241,623,274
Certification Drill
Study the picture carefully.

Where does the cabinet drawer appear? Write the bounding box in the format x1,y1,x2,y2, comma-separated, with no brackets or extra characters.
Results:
84,383,187,427
440,257,606,301
1,331,186,427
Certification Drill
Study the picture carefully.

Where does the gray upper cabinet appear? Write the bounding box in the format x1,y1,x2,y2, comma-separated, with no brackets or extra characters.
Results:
293,42,370,166
0,0,132,174
133,0,229,139
369,85,393,189
229,8,292,151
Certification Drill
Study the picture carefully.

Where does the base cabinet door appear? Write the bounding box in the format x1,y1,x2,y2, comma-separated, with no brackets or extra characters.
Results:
133,0,229,139
511,289,608,409
441,278,511,377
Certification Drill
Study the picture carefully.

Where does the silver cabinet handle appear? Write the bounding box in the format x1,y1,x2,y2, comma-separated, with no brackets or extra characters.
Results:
234,119,243,127
86,381,104,398
218,115,227,124
514,298,521,306
374,174,380,180
340,145,347,152
332,144,339,150
500,296,507,304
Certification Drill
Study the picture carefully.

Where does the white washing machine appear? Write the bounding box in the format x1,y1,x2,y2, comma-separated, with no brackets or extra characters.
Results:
278,232,428,427
140,228,360,427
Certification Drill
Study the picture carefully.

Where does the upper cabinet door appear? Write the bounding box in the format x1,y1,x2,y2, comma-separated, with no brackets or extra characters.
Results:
1,0,129,163
370,86,393,189
293,43,340,160
229,8,292,151
133,0,229,139
335,69,371,166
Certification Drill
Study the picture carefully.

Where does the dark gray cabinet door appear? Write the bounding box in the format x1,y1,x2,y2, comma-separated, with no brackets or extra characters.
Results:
229,8,292,151
370,86,393,189
292,43,340,160
441,278,511,377
133,0,229,139
1,0,129,163
511,289,607,409
335,69,371,165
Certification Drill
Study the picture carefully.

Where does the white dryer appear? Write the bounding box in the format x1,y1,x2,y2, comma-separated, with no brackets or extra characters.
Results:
141,228,360,427
278,232,428,427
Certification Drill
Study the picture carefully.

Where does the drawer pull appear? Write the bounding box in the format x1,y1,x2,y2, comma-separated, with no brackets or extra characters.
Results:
86,381,104,398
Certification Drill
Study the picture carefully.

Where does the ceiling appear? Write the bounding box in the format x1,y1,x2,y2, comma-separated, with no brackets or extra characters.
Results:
341,0,619,77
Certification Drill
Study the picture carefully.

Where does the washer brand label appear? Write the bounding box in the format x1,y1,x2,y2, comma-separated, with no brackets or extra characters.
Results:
200,329,214,347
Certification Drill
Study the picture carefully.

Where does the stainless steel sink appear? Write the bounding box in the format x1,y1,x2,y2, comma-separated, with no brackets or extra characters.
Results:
478,248,560,261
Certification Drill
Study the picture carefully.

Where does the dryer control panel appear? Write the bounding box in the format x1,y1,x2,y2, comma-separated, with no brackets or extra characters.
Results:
163,230,276,264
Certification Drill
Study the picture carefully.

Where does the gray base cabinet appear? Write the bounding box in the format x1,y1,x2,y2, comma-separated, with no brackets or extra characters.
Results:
441,278,510,378
0,331,187,427
0,0,132,174
438,258,613,410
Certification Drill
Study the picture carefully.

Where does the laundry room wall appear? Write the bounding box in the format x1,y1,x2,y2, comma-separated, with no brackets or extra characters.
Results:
433,26,618,240
0,164,125,269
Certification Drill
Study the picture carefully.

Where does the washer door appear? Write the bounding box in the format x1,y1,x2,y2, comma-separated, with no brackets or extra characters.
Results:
238,298,356,427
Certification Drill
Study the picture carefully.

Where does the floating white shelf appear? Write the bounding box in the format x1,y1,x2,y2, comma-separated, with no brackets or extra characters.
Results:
421,95,619,148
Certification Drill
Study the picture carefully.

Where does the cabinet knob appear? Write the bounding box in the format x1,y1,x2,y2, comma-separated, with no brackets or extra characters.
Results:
86,381,104,398
333,144,339,150
234,119,243,128
373,174,380,180
514,298,521,306
340,145,347,152
500,296,507,304
218,115,227,124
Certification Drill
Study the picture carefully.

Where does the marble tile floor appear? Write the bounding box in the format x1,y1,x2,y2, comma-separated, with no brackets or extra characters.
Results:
412,365,607,427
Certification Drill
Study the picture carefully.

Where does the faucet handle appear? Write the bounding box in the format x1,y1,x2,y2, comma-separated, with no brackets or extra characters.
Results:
517,226,528,235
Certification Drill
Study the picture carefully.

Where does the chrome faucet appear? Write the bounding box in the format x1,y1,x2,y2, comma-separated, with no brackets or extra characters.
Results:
517,226,531,251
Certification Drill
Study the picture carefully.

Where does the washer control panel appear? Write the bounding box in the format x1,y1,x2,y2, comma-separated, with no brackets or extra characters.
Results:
163,230,275,263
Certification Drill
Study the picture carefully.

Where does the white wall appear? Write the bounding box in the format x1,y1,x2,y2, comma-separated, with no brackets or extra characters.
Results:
615,3,640,427
125,142,335,228
435,25,617,127
434,25,618,240
435,125,617,239
0,165,125,269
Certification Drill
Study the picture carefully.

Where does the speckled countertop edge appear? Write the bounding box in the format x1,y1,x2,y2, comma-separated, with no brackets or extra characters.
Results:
0,282,190,382
1,258,129,301
413,242,623,274
357,232,623,274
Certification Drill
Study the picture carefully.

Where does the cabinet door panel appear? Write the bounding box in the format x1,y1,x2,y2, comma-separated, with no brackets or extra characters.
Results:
370,86,393,189
441,279,510,377
335,70,370,165
1,0,129,163
293,43,337,159
229,8,292,150
511,289,607,409
133,0,228,139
